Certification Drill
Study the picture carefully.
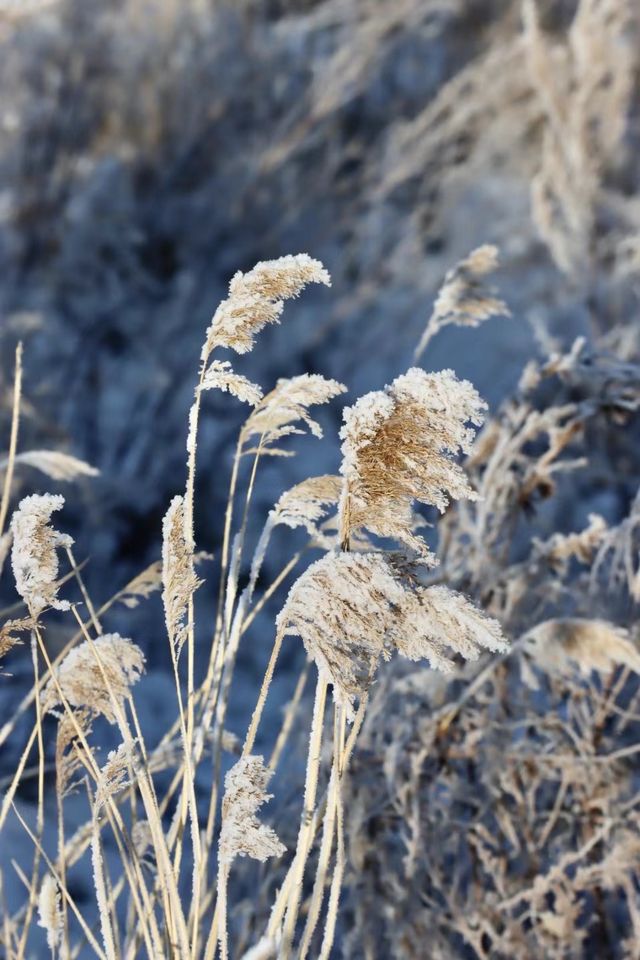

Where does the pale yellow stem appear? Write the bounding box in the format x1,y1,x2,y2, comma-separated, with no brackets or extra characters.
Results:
0,342,22,538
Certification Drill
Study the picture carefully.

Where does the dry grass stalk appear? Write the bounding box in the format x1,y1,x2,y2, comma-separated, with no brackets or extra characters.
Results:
181,256,338,948
0,529,11,578
131,820,153,860
0,342,22,539
239,937,278,960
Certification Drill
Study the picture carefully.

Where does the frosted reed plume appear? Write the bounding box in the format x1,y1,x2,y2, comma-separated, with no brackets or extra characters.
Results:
524,618,640,678
10,493,73,615
56,708,93,799
242,374,346,454
95,742,137,810
0,616,30,666
37,874,62,954
1,450,98,482
219,755,285,866
340,367,486,555
218,756,285,958
270,475,342,538
278,551,507,718
415,245,510,360
269,355,507,955
162,495,202,656
250,475,342,592
43,633,145,722
201,254,330,362
200,360,264,407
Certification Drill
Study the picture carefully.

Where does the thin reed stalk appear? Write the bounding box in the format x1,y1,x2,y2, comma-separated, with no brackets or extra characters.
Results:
0,343,22,538
274,676,328,955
